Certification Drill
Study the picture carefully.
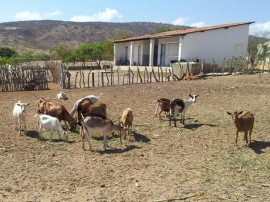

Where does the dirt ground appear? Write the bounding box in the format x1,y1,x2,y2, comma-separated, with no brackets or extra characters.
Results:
0,74,270,202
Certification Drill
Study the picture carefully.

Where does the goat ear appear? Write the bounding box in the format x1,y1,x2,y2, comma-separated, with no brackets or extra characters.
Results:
227,112,231,115
196,95,199,98
238,111,243,115
189,94,192,97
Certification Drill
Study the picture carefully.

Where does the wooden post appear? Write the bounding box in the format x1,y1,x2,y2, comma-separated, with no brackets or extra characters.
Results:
101,72,104,87
87,70,91,88
222,57,225,74
82,71,85,88
75,72,78,88
212,58,216,76
79,70,82,88
110,64,113,86
92,72,95,87
117,68,120,85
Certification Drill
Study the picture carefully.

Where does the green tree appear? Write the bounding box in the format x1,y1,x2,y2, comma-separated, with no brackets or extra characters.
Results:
54,44,72,62
0,47,16,58
74,41,113,67
248,32,270,64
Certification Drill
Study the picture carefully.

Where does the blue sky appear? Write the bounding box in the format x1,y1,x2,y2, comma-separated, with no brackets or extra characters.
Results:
0,0,269,36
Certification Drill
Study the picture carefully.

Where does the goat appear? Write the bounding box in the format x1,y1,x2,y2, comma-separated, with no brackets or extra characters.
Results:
70,95,100,119
227,111,254,146
78,101,107,124
80,116,127,151
155,98,170,120
12,101,30,135
35,114,68,142
56,91,68,100
169,94,199,127
119,108,133,139
36,98,76,131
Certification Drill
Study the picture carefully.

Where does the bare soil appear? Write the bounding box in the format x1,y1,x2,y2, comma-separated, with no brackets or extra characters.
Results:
0,74,270,202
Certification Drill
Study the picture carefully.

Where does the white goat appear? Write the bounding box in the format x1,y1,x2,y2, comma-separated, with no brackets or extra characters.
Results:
169,94,199,127
70,95,100,117
56,91,68,100
81,116,127,151
35,114,68,142
13,100,30,135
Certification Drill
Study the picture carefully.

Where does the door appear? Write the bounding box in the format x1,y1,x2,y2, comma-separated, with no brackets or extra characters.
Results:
160,44,166,66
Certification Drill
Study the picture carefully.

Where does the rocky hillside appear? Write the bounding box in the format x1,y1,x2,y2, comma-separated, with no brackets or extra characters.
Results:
0,20,186,54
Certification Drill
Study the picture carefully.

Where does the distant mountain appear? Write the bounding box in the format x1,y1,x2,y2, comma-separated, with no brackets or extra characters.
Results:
0,20,187,54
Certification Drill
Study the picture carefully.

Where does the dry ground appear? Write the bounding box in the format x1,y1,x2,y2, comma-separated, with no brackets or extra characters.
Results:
0,74,270,202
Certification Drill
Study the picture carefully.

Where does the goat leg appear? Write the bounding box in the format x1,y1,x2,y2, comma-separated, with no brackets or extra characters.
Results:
235,131,238,146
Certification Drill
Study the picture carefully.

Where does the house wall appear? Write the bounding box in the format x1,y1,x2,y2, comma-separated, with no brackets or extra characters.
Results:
180,25,250,67
158,36,179,66
114,42,130,62
114,24,250,68
114,40,150,66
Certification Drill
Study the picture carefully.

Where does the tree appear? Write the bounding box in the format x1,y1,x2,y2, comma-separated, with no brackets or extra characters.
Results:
74,41,114,67
248,31,270,64
54,44,72,62
0,47,16,58
155,26,179,33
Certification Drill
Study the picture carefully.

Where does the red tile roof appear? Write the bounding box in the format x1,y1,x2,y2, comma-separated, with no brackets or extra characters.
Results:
114,21,254,43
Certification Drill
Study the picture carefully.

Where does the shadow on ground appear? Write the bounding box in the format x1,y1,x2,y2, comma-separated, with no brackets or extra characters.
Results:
184,123,218,130
250,140,270,154
26,130,75,143
97,145,141,154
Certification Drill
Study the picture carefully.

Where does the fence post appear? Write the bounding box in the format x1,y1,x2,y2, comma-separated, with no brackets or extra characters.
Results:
92,72,95,87
212,58,216,76
101,72,104,87
75,72,78,88
222,57,225,74
110,65,113,86
117,68,120,85
87,70,91,87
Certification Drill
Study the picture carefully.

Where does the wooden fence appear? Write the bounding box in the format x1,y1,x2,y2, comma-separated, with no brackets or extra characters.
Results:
0,65,49,92
0,57,265,92
63,57,257,89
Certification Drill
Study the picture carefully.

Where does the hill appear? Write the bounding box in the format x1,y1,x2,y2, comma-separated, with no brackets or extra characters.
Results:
0,20,186,54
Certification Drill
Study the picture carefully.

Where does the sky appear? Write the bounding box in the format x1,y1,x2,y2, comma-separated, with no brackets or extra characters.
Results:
0,0,269,37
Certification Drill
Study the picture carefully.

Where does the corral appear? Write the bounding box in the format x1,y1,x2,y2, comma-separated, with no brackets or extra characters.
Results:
0,74,270,201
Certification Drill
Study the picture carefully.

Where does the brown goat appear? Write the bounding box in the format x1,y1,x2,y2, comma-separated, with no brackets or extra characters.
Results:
227,111,254,146
70,95,100,120
155,98,170,120
36,98,76,131
120,108,133,138
81,101,107,121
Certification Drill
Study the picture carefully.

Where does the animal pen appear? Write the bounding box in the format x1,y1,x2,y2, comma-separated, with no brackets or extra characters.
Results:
0,65,49,92
0,57,264,92
63,57,256,89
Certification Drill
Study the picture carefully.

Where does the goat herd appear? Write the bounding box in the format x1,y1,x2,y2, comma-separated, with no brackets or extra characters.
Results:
12,91,254,152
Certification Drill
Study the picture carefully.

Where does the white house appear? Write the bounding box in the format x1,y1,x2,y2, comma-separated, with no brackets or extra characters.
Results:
113,21,254,68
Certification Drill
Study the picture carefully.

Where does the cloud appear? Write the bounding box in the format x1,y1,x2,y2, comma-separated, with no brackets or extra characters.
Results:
70,8,122,22
172,17,190,25
15,10,62,21
172,17,207,27
250,21,270,36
